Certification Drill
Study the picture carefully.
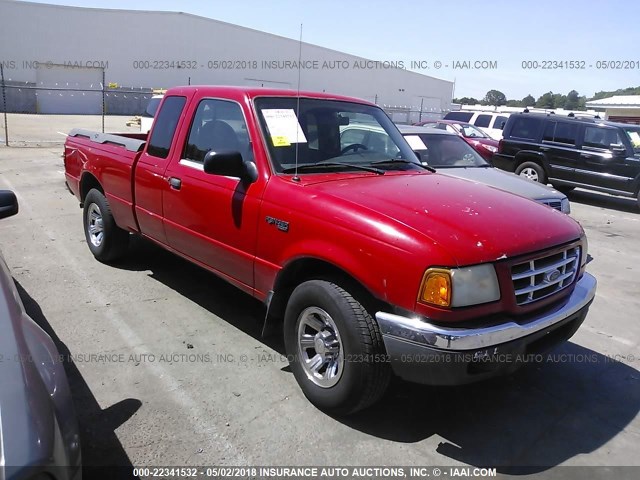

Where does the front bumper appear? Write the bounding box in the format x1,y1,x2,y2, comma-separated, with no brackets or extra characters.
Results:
375,272,596,385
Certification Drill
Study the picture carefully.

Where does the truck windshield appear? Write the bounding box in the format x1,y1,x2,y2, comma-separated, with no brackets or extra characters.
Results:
254,97,421,173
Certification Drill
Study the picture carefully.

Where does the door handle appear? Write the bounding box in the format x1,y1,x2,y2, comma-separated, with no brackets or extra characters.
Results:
540,146,550,151
168,177,182,190
580,153,593,158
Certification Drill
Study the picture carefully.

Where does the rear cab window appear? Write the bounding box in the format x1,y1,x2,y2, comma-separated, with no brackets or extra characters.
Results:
146,96,187,158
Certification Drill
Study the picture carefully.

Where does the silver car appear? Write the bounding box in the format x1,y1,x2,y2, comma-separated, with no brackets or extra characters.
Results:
398,125,570,213
0,190,81,480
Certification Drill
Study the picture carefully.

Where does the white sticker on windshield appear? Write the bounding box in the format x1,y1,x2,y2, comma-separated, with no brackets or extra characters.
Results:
261,109,308,147
404,135,428,150
628,131,640,147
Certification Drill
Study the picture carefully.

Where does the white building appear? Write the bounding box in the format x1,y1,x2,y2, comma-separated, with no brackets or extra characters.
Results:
585,96,640,125
0,0,453,118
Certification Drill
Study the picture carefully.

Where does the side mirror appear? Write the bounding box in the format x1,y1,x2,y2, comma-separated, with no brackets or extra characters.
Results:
203,151,258,183
610,144,627,156
0,190,19,219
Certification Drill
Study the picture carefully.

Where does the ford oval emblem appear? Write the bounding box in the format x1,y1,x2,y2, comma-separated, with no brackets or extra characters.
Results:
545,269,562,283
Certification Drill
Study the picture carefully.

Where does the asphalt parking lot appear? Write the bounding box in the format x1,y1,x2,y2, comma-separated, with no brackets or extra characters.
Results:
0,116,639,478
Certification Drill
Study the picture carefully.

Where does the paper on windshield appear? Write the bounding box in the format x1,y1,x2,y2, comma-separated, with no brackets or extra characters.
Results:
262,109,308,147
404,135,428,150
628,131,640,148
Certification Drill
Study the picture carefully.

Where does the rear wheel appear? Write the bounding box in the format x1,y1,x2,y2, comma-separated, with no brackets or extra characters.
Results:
516,161,546,183
83,189,129,262
284,280,391,415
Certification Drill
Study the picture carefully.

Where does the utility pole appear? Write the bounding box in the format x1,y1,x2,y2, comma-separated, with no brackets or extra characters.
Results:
1,64,8,146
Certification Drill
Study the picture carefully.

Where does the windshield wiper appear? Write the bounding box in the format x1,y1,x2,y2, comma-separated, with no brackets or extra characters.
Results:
282,162,385,175
369,159,436,172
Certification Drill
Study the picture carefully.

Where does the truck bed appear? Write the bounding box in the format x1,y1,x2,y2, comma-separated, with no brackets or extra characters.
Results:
64,129,148,233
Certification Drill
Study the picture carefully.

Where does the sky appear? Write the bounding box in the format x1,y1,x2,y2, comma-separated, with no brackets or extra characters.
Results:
15,0,640,101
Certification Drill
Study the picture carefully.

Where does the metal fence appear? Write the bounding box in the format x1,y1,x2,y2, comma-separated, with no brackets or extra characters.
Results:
1,65,446,147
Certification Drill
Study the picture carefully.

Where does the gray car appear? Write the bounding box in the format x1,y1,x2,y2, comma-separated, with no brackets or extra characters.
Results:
0,190,81,480
398,125,570,213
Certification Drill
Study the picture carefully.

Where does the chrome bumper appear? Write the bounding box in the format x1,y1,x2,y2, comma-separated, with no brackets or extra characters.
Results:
376,272,596,352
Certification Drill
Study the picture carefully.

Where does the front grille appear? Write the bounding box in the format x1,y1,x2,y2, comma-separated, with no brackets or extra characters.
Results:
511,246,580,305
540,199,563,211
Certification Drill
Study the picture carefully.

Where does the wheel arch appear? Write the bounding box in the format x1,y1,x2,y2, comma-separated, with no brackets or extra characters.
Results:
514,151,550,175
266,256,386,325
79,172,103,205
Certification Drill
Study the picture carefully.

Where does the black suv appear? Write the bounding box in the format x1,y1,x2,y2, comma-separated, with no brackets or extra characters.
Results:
493,112,640,207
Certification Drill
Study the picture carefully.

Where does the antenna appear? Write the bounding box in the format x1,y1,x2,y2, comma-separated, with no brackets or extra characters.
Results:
292,23,303,182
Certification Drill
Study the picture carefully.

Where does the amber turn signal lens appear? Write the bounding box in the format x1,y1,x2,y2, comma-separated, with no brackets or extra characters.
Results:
419,269,452,307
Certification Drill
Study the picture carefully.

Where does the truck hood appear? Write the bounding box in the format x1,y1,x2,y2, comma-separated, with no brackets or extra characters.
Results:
438,167,565,202
300,172,582,265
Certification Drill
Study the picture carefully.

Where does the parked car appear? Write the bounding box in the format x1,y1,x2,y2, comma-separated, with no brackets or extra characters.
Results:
443,111,510,140
64,86,596,414
388,125,570,212
0,190,82,480
493,112,640,208
412,119,500,162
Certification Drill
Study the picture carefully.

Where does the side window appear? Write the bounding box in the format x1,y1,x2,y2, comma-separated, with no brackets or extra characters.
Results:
474,114,492,128
509,117,543,140
183,99,251,163
553,122,578,145
543,122,556,142
494,116,508,130
444,125,457,134
147,96,187,159
583,127,623,150
444,112,474,122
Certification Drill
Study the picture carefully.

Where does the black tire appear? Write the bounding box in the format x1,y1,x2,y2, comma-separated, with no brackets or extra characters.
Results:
284,280,391,415
516,161,546,184
552,184,575,194
83,189,129,262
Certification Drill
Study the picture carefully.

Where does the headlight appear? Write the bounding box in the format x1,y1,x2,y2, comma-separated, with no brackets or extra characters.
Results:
581,236,588,268
480,143,498,153
561,197,571,214
419,264,500,308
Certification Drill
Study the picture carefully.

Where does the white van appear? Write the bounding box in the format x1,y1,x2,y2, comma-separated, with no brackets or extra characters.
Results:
443,111,510,140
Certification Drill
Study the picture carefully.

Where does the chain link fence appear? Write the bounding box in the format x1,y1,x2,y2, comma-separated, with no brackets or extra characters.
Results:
1,65,446,147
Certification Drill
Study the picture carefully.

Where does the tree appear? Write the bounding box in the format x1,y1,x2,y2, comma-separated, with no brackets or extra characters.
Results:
565,90,580,110
522,94,536,106
483,90,507,106
536,91,555,109
553,93,567,109
454,96,479,105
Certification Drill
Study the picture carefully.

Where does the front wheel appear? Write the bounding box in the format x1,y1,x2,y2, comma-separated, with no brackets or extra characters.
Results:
516,161,546,183
284,280,391,415
83,189,129,262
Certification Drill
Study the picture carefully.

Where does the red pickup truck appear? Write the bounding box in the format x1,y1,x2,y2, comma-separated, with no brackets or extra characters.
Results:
64,86,597,414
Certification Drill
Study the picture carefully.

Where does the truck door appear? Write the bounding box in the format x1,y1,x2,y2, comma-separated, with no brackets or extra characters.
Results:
134,95,188,245
162,98,261,292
